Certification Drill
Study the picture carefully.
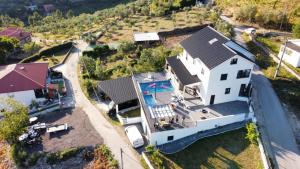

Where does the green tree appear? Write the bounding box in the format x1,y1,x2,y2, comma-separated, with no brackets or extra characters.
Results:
215,19,235,38
23,42,39,55
66,10,74,19
80,55,96,77
245,123,259,145
0,36,19,64
292,22,300,38
0,98,29,144
95,59,105,80
117,41,135,54
235,4,257,22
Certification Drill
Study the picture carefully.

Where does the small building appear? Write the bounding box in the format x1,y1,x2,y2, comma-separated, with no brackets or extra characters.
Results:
98,77,139,113
0,27,32,45
133,32,160,45
278,39,300,67
0,63,49,107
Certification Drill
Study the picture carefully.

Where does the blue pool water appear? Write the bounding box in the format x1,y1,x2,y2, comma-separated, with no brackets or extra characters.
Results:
139,80,174,94
144,95,156,106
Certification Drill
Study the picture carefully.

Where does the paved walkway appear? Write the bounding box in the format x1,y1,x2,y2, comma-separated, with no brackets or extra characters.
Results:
157,121,248,154
54,41,143,169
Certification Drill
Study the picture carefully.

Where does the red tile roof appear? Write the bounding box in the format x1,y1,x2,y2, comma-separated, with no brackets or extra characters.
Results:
0,63,48,93
0,27,31,41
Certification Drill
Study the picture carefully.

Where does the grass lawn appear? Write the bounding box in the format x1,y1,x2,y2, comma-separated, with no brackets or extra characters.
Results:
242,35,300,117
120,108,140,118
35,48,70,67
158,129,262,169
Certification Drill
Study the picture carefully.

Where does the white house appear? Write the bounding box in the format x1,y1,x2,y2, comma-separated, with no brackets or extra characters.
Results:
98,26,256,148
278,39,300,67
0,63,49,107
133,26,255,146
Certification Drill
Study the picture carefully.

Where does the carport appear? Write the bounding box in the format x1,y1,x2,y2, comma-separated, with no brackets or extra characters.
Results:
98,76,139,113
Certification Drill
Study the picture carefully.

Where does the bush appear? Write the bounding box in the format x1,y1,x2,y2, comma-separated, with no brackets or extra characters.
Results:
235,4,257,22
46,147,82,164
28,152,43,166
10,144,28,167
245,123,259,145
293,22,300,38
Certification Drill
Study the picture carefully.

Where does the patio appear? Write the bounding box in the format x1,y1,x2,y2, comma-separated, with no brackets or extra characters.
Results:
133,72,250,132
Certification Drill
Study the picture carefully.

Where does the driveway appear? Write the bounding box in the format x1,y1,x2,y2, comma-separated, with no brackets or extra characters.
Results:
54,41,143,169
220,15,300,168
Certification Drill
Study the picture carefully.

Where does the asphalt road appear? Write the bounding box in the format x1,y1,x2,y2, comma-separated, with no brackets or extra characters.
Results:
221,15,300,168
55,41,143,169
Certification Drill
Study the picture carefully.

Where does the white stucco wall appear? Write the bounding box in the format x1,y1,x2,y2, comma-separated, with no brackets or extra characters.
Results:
149,112,253,145
278,45,300,67
0,90,45,106
178,51,254,105
204,55,254,105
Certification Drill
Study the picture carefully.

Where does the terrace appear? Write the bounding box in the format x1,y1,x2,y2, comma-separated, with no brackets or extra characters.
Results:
133,72,250,132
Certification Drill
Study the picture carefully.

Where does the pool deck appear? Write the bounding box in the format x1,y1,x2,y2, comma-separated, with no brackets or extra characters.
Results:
133,72,250,132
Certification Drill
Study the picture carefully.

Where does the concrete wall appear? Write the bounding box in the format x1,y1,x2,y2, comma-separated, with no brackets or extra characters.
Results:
0,90,45,106
278,45,300,67
149,112,253,145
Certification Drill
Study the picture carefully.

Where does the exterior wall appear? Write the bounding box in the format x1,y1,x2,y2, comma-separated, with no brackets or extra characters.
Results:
0,90,45,106
141,107,152,140
178,51,254,105
149,112,253,145
278,45,300,67
204,55,253,105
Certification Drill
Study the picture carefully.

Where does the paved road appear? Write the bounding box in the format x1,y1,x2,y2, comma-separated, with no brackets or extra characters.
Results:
55,41,143,169
221,15,300,169
252,72,300,169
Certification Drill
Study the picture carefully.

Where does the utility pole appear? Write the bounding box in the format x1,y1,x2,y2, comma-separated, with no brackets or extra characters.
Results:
120,148,124,169
274,38,287,79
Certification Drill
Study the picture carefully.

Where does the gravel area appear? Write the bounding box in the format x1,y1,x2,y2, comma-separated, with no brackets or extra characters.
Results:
29,108,103,153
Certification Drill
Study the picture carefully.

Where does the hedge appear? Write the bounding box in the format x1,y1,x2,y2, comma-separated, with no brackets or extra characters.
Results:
20,42,73,63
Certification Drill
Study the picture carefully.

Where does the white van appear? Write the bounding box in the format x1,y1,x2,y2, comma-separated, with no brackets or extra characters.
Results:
125,125,144,148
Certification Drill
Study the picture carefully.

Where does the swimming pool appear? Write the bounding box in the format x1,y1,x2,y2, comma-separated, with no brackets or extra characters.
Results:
139,80,174,95
143,95,156,106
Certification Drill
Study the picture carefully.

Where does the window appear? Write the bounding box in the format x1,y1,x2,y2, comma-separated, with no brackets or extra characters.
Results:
230,58,238,65
201,68,204,75
167,136,174,141
237,69,251,79
225,88,231,94
220,74,228,81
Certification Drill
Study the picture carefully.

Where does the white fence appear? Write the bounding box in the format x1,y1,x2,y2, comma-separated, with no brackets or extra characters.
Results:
116,114,142,125
142,152,155,169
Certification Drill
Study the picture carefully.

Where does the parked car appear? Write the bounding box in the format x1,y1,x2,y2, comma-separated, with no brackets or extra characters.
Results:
244,28,256,35
125,125,144,148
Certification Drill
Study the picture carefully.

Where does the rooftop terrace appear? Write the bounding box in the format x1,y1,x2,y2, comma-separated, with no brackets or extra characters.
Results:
132,72,249,132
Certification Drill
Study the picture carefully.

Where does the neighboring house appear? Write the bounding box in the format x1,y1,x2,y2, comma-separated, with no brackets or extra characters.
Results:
0,63,49,107
99,26,255,146
0,27,32,45
278,39,300,67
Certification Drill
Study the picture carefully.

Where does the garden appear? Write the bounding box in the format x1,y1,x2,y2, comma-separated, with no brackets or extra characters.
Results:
144,126,262,169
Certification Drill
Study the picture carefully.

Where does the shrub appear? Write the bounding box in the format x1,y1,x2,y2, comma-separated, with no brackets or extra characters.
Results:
245,123,259,145
292,22,300,38
46,147,82,164
10,144,28,167
235,4,257,22
28,152,43,166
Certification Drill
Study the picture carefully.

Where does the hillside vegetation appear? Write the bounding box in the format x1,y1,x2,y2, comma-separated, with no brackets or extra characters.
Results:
215,0,300,30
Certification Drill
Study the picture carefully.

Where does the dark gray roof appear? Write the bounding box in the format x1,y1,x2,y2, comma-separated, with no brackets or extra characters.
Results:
287,42,300,53
98,77,137,104
166,56,200,85
180,26,236,69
